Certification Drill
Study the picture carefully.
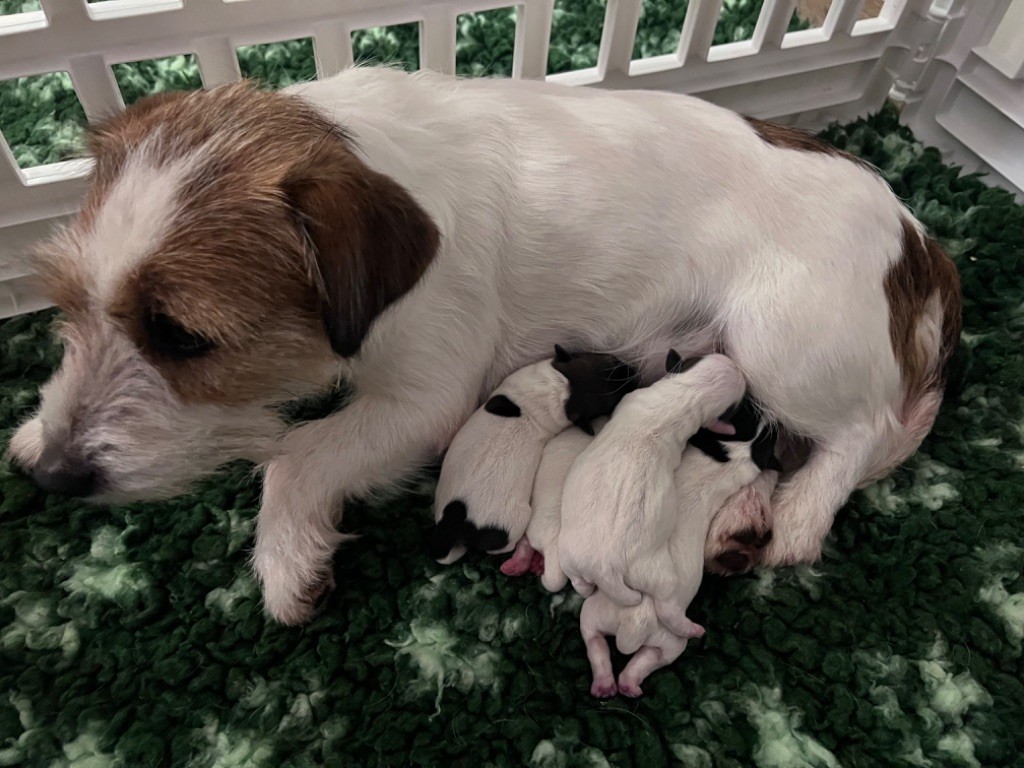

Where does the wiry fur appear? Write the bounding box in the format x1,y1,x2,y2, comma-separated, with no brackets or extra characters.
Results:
559,354,746,634
7,67,961,624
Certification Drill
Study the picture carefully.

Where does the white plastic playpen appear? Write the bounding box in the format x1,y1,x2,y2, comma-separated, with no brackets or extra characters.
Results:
0,0,1020,320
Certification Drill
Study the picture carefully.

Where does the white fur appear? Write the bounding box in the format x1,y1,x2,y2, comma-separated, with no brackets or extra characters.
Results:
433,360,571,560
579,438,763,697
11,68,942,624
88,148,199,300
559,355,745,630
525,417,608,592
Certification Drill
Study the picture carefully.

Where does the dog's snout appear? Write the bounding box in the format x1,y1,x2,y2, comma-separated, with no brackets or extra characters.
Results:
28,445,97,497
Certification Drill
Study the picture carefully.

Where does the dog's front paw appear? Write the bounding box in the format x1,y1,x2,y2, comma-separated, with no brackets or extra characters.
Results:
254,457,346,625
256,552,338,626
705,482,773,575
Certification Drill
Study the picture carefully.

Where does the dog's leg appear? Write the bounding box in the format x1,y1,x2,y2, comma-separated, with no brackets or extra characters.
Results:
760,426,879,567
704,469,778,575
255,392,472,625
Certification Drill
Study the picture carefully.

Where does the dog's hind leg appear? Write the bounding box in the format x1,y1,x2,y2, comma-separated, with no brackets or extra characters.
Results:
760,424,882,567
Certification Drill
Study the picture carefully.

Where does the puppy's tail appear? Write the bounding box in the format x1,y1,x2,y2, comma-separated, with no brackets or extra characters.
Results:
615,598,658,655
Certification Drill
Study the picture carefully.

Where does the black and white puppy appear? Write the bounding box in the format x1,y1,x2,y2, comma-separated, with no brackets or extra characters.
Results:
428,346,639,564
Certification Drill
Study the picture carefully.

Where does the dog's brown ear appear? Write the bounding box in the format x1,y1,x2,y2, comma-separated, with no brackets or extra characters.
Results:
286,147,440,358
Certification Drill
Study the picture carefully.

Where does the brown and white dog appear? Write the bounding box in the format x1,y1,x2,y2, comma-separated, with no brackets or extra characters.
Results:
6,67,961,625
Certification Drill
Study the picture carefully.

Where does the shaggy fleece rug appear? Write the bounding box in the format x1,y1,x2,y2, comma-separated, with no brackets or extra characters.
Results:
2,2,1024,767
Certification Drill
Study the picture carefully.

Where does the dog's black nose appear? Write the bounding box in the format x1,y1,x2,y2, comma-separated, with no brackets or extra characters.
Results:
28,448,97,497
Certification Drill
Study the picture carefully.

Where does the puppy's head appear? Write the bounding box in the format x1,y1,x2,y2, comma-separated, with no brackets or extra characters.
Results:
7,83,439,501
552,345,641,435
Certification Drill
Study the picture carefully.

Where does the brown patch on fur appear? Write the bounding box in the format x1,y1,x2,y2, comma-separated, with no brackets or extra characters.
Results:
743,116,877,173
40,82,440,405
885,219,963,400
34,237,89,317
77,92,191,232
283,126,440,358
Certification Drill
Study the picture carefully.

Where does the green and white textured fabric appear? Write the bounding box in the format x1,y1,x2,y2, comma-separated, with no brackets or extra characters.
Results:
1,1,1022,766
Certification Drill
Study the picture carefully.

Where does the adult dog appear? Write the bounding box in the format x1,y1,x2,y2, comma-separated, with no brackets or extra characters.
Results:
7,68,961,624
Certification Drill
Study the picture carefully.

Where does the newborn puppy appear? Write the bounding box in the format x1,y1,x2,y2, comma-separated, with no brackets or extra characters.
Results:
524,416,609,590
581,411,779,698
559,352,745,635
429,347,639,564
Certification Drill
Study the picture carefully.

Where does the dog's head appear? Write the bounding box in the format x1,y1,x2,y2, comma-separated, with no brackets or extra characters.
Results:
6,83,439,501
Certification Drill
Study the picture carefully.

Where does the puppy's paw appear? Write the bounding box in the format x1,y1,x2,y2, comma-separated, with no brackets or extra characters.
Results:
590,675,618,698
616,678,643,698
705,482,773,575
499,536,536,576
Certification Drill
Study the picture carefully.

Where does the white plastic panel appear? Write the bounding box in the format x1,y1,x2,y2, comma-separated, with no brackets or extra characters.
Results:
0,0,1016,318
898,0,1023,199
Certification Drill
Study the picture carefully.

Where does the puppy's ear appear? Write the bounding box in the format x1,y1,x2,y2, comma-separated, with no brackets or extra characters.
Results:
606,360,640,385
666,349,682,373
666,350,703,374
554,344,573,363
576,417,595,436
286,136,440,358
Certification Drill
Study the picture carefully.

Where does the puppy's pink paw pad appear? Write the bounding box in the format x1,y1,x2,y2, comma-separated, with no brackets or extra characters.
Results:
590,677,618,698
617,681,643,698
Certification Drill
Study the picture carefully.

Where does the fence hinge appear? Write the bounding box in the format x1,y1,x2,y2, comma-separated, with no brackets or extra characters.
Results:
887,0,969,107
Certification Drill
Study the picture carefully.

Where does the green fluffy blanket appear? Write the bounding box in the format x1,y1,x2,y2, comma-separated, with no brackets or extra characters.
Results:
1,3,1023,767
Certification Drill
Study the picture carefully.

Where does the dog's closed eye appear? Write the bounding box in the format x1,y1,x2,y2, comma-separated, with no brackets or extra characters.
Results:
144,312,216,360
